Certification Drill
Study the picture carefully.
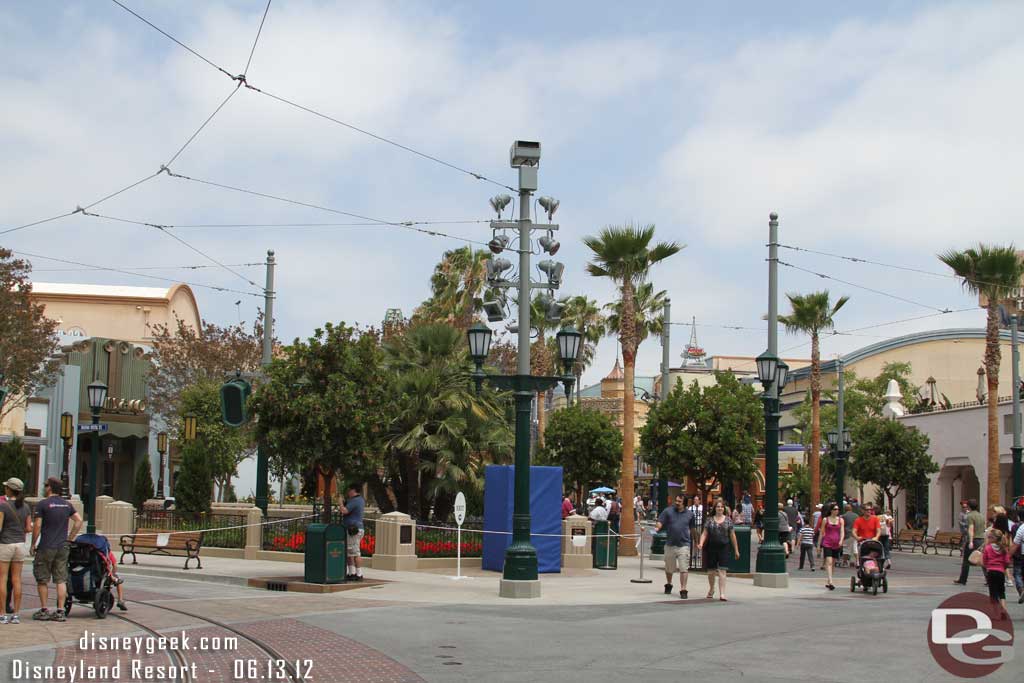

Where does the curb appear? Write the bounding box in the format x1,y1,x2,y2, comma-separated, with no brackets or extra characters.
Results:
115,564,250,587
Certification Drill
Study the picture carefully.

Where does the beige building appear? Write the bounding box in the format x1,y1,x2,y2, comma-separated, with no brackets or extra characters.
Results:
30,282,201,344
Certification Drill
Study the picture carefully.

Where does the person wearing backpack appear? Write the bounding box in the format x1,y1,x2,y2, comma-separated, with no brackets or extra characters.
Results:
607,497,621,532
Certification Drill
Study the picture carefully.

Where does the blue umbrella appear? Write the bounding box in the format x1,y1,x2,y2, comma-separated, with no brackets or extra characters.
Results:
590,486,615,494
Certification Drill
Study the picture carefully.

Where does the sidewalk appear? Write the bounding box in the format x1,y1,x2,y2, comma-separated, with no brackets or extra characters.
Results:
116,552,829,606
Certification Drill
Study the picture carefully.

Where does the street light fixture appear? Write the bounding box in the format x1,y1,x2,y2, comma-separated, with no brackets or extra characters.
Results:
555,326,582,399
85,380,107,533
60,411,74,498
183,414,198,442
467,322,493,393
103,444,114,497
156,431,168,500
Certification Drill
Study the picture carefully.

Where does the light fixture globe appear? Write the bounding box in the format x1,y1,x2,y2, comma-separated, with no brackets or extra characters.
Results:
842,430,852,451
556,326,582,373
157,431,168,454
466,322,492,366
755,352,778,387
87,380,108,413
775,359,790,390
826,430,839,450
60,412,74,441
183,414,198,442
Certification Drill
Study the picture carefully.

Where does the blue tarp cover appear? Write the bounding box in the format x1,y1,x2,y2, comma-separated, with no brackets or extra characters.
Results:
482,465,562,573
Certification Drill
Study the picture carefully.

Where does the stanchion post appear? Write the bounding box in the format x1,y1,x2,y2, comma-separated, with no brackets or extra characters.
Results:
631,522,652,584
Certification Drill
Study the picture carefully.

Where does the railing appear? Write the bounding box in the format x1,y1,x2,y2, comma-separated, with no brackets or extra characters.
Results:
262,506,378,558
135,510,246,549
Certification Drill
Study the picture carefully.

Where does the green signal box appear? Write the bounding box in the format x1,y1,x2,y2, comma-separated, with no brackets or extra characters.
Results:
220,377,251,427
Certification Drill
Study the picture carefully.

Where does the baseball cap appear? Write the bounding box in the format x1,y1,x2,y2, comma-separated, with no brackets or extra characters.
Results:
3,477,24,492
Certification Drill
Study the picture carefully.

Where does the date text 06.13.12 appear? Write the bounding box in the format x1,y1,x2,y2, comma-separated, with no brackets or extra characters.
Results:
232,659,313,680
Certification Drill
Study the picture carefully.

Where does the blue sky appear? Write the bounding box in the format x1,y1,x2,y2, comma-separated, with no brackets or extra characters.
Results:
2,1,1021,386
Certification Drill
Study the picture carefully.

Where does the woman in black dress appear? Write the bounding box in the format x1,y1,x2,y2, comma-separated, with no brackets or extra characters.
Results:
698,499,741,601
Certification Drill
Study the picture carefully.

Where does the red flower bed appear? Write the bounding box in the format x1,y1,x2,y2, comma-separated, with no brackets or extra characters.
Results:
416,539,483,558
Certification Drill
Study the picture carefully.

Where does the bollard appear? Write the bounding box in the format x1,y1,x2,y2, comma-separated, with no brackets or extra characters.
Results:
631,522,652,584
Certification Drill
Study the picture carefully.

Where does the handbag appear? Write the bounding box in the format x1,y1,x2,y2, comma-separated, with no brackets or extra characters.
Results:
968,549,983,566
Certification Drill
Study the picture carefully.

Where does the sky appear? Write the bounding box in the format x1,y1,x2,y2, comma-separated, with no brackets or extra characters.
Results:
3,0,1022,388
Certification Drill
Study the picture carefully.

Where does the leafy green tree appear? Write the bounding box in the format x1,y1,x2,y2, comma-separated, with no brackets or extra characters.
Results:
585,223,682,550
414,247,490,329
133,457,155,507
0,249,60,419
251,322,391,522
848,417,938,514
778,290,849,508
779,464,811,510
537,406,622,504
178,381,252,502
641,372,762,505
0,438,31,493
174,439,212,518
939,244,1024,507
382,323,511,520
561,295,606,397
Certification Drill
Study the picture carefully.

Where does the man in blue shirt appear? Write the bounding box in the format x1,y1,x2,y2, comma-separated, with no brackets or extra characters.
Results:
655,494,696,599
340,483,365,581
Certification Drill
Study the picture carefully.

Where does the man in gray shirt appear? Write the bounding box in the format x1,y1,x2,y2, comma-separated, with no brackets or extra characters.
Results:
656,494,695,599
340,483,366,581
31,477,82,622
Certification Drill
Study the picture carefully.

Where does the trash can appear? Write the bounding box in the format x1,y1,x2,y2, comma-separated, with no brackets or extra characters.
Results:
304,523,347,584
728,525,752,574
592,520,618,569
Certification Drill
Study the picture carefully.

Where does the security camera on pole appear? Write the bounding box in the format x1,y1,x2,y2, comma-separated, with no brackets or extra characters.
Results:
465,141,582,599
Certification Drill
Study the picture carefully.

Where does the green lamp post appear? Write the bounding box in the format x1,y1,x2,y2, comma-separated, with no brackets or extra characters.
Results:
85,380,108,534
754,352,788,577
827,429,851,514
467,323,580,589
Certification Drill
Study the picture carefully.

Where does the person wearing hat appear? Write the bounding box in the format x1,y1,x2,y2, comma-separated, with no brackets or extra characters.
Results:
0,477,32,624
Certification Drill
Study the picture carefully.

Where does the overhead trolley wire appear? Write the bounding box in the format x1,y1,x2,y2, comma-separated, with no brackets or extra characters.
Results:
777,260,952,314
165,83,242,167
165,220,490,229
109,0,517,193
243,0,273,76
162,170,501,249
32,262,262,272
15,249,263,297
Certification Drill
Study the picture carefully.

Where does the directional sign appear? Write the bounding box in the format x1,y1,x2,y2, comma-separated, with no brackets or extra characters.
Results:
454,492,466,527
78,424,108,433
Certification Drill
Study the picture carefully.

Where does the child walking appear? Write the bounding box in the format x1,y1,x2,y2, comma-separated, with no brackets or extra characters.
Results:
798,523,816,571
981,529,1011,618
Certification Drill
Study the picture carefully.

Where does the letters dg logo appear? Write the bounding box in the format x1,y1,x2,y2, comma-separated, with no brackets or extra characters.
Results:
927,593,1014,678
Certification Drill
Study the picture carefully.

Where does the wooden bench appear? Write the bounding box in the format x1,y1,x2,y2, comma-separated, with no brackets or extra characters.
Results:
120,529,203,569
892,529,925,553
926,531,964,556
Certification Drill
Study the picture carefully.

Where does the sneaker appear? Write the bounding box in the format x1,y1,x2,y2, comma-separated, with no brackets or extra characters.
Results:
679,590,688,599
1018,590,1024,605
49,610,66,622
31,609,49,621
117,602,127,611
10,615,19,624
663,583,673,595
0,615,8,624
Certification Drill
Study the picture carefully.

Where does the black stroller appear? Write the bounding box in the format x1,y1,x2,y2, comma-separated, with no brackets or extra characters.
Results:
66,534,117,618
849,539,888,595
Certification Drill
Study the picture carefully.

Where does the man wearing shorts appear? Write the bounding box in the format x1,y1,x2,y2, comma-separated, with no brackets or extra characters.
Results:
31,477,82,622
655,494,695,599
340,483,365,581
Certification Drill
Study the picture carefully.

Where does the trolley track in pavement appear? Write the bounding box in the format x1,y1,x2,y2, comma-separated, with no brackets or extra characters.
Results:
20,586,300,682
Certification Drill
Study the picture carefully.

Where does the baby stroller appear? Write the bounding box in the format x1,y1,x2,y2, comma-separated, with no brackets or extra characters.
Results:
66,534,117,618
850,539,888,595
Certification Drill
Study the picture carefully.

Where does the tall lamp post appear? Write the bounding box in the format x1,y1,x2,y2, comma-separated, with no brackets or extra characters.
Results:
755,352,789,583
826,429,851,513
650,297,671,556
60,412,74,498
156,431,168,500
468,323,580,598
1010,313,1023,499
85,380,108,534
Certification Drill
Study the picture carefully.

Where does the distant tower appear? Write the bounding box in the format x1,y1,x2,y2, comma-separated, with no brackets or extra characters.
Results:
681,316,706,367
383,308,405,340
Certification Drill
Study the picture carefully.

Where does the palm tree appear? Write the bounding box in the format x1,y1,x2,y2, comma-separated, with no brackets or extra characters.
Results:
562,295,607,403
778,290,849,509
416,247,490,328
585,223,682,554
604,282,667,352
939,244,1024,507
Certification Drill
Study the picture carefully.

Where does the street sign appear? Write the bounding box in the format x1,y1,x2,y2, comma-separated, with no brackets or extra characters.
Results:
454,492,467,526
450,491,470,581
78,424,108,433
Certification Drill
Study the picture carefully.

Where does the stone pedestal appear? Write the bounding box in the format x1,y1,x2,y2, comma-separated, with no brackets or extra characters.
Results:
753,572,789,588
244,506,264,560
561,514,592,569
103,501,136,537
499,579,541,598
94,495,114,533
371,512,417,571
70,496,84,519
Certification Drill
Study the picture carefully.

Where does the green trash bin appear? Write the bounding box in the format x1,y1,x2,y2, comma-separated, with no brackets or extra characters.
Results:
728,525,752,574
592,520,618,569
304,523,347,584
